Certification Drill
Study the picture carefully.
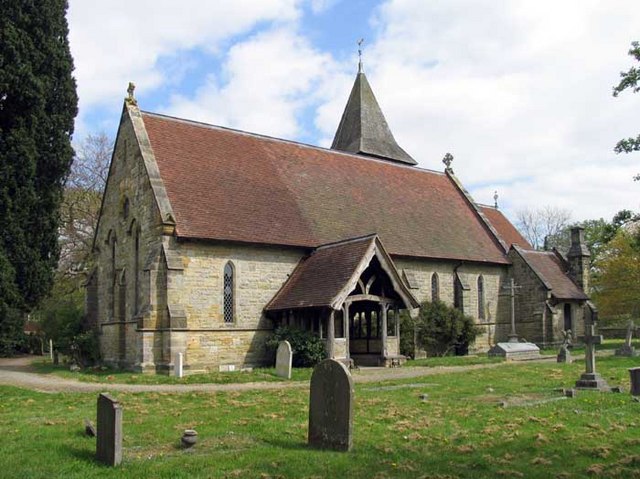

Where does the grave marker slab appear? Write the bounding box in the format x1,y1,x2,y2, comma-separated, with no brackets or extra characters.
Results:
488,341,540,360
629,368,640,396
308,359,354,452
275,340,292,380
96,393,123,466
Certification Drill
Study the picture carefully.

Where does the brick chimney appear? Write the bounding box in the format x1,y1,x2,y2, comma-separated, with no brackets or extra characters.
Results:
567,227,590,293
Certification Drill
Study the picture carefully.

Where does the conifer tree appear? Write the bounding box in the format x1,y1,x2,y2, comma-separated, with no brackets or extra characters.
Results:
0,0,77,353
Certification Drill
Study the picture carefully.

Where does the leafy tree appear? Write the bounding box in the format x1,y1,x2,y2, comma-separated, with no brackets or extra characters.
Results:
414,300,480,357
613,41,640,180
0,1,78,353
515,206,572,250
592,228,640,322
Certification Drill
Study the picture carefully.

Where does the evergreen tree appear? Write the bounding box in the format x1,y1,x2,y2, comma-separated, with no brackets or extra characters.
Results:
0,0,77,353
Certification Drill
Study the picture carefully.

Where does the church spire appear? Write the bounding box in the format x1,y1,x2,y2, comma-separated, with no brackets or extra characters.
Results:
331,42,416,166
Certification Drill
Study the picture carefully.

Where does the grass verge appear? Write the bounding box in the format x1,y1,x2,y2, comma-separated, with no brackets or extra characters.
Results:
2,355,640,478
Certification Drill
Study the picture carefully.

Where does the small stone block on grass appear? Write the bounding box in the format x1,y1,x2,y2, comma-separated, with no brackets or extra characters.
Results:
308,359,354,452
96,393,123,467
275,340,292,380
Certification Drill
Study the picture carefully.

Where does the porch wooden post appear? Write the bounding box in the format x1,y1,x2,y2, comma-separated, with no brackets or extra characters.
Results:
343,302,350,361
327,310,335,359
394,306,400,338
381,303,388,358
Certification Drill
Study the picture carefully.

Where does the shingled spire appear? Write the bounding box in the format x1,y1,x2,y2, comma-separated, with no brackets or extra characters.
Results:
331,71,417,165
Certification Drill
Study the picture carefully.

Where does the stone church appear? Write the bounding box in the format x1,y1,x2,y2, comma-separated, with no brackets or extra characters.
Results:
87,69,593,373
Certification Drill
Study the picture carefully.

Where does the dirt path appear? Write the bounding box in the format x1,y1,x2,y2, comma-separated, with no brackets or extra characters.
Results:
0,355,556,394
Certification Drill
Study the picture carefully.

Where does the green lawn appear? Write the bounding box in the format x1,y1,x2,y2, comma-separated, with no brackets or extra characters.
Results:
32,361,314,384
3,355,640,478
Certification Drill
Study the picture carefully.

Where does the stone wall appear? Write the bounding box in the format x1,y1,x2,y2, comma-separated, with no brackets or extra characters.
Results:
92,106,165,370
395,258,510,351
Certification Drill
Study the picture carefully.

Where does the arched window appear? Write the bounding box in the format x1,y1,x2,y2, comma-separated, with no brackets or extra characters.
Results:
109,232,117,320
454,276,464,312
134,226,140,315
431,273,439,302
477,275,485,320
223,262,234,323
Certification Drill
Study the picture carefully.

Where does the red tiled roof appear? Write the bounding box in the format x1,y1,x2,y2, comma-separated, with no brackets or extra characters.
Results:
516,248,588,301
142,112,509,264
266,236,374,311
480,206,533,251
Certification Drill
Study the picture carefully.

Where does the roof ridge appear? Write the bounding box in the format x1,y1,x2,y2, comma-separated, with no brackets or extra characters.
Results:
314,233,378,252
140,110,441,175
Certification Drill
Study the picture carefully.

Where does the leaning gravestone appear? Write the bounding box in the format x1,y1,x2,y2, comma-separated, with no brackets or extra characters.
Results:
308,359,354,452
275,340,292,380
96,393,123,466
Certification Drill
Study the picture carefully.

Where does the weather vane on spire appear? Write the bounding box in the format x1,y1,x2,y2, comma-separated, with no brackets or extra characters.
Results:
358,38,364,73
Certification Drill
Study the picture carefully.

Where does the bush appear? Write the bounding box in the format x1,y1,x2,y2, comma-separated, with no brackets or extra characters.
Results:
266,326,326,367
415,300,480,357
34,287,100,367
399,311,416,358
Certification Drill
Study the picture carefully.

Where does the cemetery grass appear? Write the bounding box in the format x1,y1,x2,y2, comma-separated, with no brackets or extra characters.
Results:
2,357,640,478
32,361,314,384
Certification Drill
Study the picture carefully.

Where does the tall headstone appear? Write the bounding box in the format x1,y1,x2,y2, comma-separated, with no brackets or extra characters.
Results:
275,340,292,380
615,321,637,357
308,359,354,452
575,324,610,391
96,393,123,466
175,352,184,378
629,367,640,396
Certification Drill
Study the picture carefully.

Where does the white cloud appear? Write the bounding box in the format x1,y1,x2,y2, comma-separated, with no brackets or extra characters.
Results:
67,0,300,125
164,27,339,139
312,0,640,221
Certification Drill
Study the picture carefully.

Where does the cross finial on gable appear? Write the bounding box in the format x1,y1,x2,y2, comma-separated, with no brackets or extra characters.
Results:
493,190,499,209
357,38,364,73
126,82,137,105
442,152,454,172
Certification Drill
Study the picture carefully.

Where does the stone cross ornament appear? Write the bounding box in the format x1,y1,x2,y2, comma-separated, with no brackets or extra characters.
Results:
442,153,454,172
575,324,610,391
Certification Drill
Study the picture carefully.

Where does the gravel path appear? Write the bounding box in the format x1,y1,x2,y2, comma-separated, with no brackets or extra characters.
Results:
0,355,556,394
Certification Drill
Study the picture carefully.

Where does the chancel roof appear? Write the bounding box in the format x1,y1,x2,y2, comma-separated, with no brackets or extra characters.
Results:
480,206,533,252
140,111,509,264
513,247,588,301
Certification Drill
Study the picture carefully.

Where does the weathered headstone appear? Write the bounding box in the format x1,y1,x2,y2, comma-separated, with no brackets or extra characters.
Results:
275,340,292,380
175,352,184,378
557,330,573,363
308,359,354,452
575,324,610,391
96,393,123,466
629,368,640,396
615,321,637,357
49,339,54,362
557,345,572,363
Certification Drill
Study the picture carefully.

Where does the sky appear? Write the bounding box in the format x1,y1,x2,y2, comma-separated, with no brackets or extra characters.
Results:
66,0,640,224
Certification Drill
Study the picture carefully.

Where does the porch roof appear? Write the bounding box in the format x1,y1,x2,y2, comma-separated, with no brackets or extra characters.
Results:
265,234,419,312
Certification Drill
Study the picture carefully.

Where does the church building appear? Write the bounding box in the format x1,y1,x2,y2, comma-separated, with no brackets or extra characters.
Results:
87,69,593,373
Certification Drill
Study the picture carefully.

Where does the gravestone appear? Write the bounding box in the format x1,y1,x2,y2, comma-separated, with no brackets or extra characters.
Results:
615,321,637,357
629,368,640,396
488,341,540,360
175,352,184,378
308,359,354,452
275,340,292,379
557,329,573,363
96,393,123,466
575,324,610,391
